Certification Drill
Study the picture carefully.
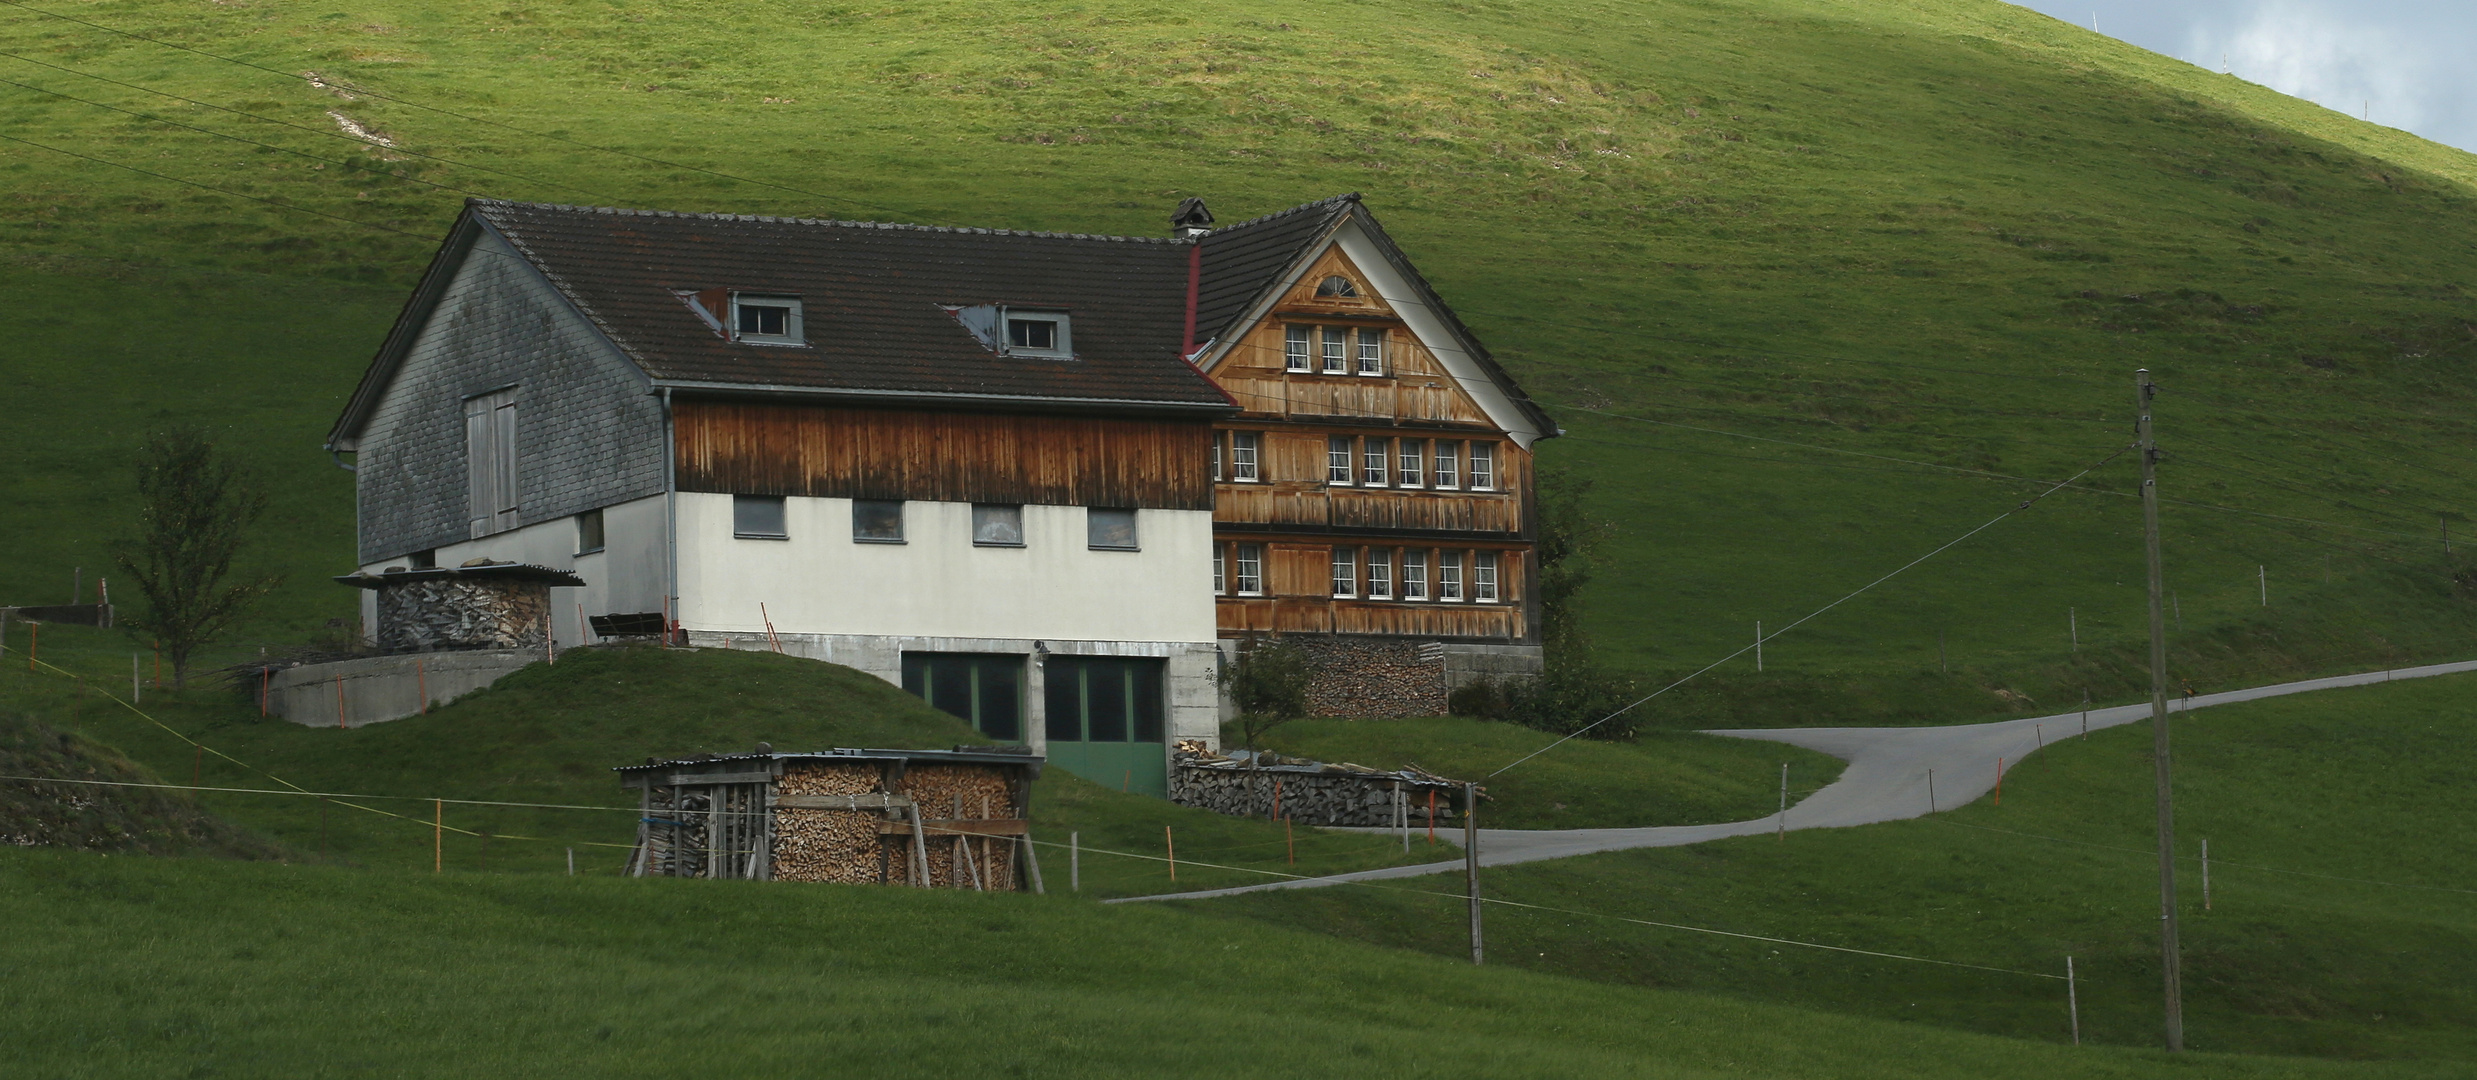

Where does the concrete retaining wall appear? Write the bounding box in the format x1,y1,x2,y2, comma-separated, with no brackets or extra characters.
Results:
267,650,539,728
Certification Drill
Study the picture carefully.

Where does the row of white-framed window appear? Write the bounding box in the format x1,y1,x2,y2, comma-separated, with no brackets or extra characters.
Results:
1285,325,1386,376
1211,543,1504,603
730,495,1139,550
1210,432,1498,491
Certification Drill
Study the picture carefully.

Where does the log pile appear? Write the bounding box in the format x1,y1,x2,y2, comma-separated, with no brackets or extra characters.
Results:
770,762,881,884
1288,637,1449,718
374,576,551,652
1169,742,1469,826
767,761,1025,889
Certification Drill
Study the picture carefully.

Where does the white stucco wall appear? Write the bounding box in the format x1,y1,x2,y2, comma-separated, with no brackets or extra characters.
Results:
358,492,668,648
675,495,1216,645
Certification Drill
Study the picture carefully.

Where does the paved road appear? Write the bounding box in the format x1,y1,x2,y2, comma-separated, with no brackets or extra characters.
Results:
1113,658,2477,903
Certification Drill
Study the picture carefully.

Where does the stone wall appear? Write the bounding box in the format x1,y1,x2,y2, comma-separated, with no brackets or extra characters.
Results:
1170,751,1461,827
375,578,552,652
1289,637,1448,718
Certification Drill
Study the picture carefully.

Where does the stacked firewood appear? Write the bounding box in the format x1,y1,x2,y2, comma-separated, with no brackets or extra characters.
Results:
769,761,1025,889
1170,747,1468,826
771,762,882,884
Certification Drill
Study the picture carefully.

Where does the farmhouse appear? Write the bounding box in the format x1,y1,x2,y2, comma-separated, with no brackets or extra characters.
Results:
326,195,1552,793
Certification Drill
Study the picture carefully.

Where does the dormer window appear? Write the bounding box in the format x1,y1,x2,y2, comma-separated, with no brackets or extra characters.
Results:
1004,311,1073,358
730,294,804,346
1315,275,1360,298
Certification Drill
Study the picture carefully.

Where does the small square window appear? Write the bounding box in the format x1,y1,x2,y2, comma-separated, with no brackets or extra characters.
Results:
734,495,787,539
853,499,904,543
730,294,804,345
1088,508,1139,550
972,504,1025,547
575,508,605,554
1003,310,1073,357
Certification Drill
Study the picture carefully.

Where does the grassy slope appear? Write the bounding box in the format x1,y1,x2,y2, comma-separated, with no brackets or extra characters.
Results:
0,0,2473,710
1248,716,1845,829
1206,672,2477,1062
13,851,2460,1080
0,708,277,857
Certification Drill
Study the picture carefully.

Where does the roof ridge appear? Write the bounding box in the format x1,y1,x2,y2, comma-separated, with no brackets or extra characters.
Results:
1202,192,1361,236
466,198,1179,244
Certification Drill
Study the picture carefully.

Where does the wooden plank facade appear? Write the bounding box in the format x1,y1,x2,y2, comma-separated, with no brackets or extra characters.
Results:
1206,246,1536,643
673,401,1216,511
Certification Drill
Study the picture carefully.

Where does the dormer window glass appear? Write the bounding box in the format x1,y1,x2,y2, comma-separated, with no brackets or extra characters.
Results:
730,294,804,345
1003,310,1073,358
1316,275,1360,298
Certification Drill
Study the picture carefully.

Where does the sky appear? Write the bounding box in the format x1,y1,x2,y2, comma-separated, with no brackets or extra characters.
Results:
2009,0,2476,152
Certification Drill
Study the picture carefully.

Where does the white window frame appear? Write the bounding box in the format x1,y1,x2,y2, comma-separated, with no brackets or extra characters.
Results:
1476,552,1499,603
1433,441,1460,490
1440,551,1465,602
1230,432,1261,482
1320,326,1348,374
1331,547,1357,598
1362,439,1388,487
1235,543,1265,596
1284,325,1312,372
464,387,519,538
1213,546,1226,594
729,294,806,346
1397,439,1423,488
1402,549,1429,601
1002,309,1074,358
1470,443,1497,491
1210,433,1224,482
1368,549,1393,600
1356,328,1385,376
1327,436,1353,485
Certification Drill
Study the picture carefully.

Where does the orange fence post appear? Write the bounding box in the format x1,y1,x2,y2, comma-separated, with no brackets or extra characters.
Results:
335,673,347,729
1995,757,2005,806
1427,789,1437,845
434,799,443,873
1164,825,1176,882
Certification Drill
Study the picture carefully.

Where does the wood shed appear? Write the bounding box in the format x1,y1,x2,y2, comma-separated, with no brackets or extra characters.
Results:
615,747,1044,891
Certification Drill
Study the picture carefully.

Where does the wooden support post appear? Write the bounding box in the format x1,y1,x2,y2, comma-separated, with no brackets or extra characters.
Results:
1427,788,1437,845
434,799,443,873
335,673,347,729
1070,830,1080,892
1996,757,2004,806
132,654,141,704
1777,762,1788,840
2202,838,2211,911
567,847,575,876
1165,825,1176,882
1021,835,1045,895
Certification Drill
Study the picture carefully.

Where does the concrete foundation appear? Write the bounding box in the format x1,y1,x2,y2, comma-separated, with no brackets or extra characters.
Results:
267,650,540,728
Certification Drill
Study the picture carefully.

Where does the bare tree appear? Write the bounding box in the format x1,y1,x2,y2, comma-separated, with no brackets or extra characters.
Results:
114,430,280,688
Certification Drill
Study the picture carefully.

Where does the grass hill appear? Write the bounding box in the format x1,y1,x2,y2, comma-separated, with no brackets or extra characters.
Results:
3,0,2476,719
17,846,2464,1080
1208,671,2477,1062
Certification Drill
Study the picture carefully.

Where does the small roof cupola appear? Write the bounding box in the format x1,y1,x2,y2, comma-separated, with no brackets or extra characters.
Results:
1170,197,1215,239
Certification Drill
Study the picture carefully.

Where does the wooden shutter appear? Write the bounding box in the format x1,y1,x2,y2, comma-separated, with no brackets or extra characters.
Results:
465,388,519,538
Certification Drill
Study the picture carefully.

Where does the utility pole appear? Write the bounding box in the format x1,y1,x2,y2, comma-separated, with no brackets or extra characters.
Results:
2137,369,2185,1052
1465,782,1484,965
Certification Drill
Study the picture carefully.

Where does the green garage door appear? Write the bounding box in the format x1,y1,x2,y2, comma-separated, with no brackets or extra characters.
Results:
1044,656,1167,797
901,653,1024,741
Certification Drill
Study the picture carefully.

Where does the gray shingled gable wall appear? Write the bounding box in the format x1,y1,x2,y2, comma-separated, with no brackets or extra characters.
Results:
356,232,666,563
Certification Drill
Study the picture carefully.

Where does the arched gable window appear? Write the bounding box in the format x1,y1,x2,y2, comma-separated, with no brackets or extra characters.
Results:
1314,275,1360,298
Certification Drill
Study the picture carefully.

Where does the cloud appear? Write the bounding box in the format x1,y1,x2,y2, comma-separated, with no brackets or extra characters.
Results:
2185,0,2466,144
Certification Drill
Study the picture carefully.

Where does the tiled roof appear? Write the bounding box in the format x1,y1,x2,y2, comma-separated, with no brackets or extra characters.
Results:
465,200,1232,410
1193,194,1357,346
